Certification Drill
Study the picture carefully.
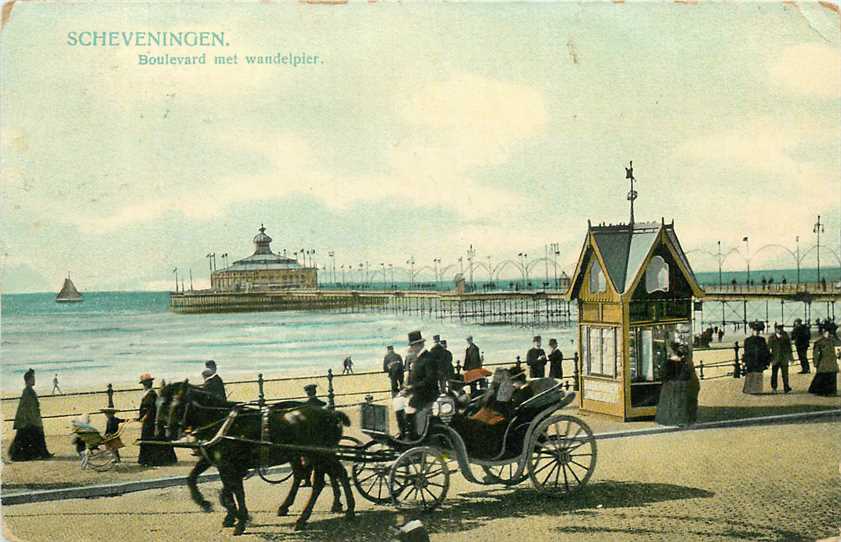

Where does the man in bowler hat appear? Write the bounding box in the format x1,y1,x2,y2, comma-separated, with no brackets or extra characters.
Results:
383,345,404,397
791,318,811,373
405,331,437,438
767,323,793,393
304,384,326,407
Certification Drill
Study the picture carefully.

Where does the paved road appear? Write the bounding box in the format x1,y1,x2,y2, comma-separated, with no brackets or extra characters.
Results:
4,419,840,542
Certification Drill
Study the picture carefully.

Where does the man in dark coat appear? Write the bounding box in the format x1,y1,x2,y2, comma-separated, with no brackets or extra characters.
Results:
9,369,53,461
136,373,177,466
526,336,547,378
767,324,793,393
202,360,226,400
742,322,771,394
547,338,564,379
791,318,811,374
407,332,438,409
438,340,455,392
383,345,404,397
463,336,483,395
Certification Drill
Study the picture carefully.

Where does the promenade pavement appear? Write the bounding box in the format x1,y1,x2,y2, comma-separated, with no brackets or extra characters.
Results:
3,417,839,542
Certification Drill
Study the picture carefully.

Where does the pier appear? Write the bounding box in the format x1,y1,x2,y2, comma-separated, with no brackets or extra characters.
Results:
169,288,575,326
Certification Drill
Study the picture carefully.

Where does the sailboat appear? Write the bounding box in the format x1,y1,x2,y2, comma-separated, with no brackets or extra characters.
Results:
56,274,83,303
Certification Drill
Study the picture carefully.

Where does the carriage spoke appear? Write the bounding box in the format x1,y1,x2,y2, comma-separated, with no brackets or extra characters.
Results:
561,461,570,490
541,462,560,486
569,459,590,471
566,462,582,485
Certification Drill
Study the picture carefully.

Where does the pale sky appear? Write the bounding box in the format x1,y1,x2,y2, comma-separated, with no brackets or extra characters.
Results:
1,2,839,292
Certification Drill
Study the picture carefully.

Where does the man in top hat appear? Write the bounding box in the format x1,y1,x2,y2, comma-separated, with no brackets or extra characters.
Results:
405,331,438,438
767,323,793,393
383,345,404,397
202,360,226,401
526,336,548,378
303,384,326,407
791,318,811,374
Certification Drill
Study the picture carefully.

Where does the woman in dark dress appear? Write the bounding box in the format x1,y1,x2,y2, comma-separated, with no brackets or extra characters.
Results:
742,321,770,394
136,373,177,466
547,338,564,379
655,343,700,427
809,322,840,396
9,369,53,461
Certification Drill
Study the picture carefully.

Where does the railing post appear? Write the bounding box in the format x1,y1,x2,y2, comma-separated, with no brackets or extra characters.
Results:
573,352,580,391
257,373,265,407
327,368,335,410
516,355,522,370
733,341,741,378
106,383,114,408
698,360,705,380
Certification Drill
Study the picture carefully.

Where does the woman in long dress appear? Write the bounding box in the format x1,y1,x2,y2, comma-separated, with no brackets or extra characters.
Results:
808,322,840,396
136,373,177,466
655,342,700,427
742,321,770,394
9,369,53,461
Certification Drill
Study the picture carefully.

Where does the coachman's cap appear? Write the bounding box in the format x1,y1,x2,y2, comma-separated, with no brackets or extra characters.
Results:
548,338,558,346
749,321,765,332
303,383,318,393
432,334,441,343
408,330,425,345
138,372,154,383
533,335,542,342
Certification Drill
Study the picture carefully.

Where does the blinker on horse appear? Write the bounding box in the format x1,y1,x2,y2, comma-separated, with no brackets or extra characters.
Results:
156,381,355,535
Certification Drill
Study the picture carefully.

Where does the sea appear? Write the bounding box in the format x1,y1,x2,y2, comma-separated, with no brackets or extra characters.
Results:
0,292,574,394
1,267,837,394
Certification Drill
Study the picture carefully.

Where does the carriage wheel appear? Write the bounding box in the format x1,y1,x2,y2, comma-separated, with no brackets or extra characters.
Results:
388,446,449,511
528,415,596,496
86,449,116,472
481,461,526,486
351,441,392,504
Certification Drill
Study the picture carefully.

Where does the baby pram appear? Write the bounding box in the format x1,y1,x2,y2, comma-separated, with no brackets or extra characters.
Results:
71,419,127,472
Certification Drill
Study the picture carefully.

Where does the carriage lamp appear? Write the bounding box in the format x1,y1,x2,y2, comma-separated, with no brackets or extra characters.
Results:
432,395,456,424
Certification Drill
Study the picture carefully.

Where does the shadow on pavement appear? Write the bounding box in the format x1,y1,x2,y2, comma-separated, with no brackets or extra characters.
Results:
245,480,715,542
697,403,840,423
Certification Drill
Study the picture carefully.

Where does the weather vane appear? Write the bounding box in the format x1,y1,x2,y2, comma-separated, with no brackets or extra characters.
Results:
625,160,637,225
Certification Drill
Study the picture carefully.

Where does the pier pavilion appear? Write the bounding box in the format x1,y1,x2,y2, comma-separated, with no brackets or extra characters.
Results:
211,225,317,291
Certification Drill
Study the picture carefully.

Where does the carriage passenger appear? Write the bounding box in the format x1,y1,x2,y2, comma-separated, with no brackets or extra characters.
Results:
202,360,226,400
402,331,438,439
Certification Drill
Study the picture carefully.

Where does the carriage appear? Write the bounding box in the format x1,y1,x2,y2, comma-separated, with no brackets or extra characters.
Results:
72,423,126,472
348,377,598,511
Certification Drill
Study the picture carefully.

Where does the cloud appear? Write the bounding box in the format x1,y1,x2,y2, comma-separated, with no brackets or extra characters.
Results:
73,74,544,233
768,43,841,98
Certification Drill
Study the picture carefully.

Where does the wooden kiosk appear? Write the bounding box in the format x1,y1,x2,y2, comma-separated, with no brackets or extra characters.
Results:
568,219,704,420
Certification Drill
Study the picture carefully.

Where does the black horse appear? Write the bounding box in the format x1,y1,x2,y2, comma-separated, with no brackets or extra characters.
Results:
156,382,355,535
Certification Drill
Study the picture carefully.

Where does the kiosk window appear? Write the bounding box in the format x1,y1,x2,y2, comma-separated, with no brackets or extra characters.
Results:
584,326,617,377
589,260,607,293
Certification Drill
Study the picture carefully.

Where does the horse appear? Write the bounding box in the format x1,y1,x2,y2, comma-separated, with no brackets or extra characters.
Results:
156,381,355,535
181,402,347,515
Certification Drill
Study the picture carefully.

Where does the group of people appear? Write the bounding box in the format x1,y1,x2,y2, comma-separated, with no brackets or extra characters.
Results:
382,334,468,398
742,318,839,396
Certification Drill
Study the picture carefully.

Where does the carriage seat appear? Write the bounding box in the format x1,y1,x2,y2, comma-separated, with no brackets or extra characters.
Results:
512,378,563,414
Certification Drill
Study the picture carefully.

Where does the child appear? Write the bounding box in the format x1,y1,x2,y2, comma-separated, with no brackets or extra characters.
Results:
100,407,125,462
